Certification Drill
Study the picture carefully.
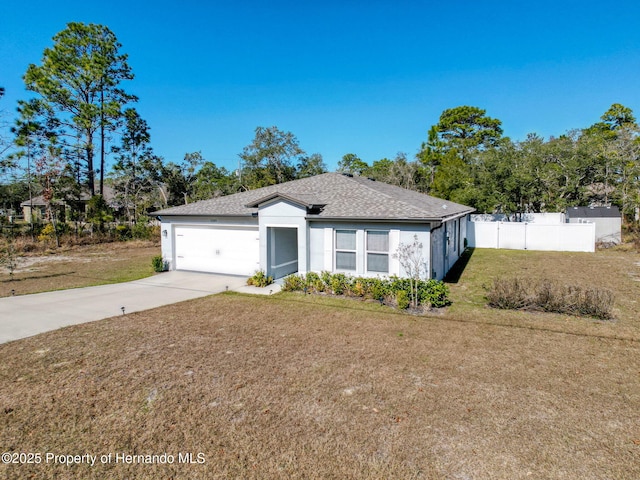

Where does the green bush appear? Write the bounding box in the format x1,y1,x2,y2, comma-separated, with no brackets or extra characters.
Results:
151,255,165,272
247,270,273,287
282,274,306,292
305,271,324,293
419,279,450,308
320,271,333,292
131,222,156,240
115,225,132,240
330,273,348,295
55,222,69,235
369,278,388,301
395,290,410,309
279,271,450,311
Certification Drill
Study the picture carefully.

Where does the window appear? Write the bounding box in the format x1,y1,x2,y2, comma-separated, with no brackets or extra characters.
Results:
366,230,389,273
335,230,356,271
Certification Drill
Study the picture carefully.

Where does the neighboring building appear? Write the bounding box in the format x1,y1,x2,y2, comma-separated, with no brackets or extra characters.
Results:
153,173,474,280
20,186,120,223
565,206,622,244
470,213,566,224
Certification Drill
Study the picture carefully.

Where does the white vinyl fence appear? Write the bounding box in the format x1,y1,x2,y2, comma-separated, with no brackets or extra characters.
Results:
471,213,566,224
467,221,595,252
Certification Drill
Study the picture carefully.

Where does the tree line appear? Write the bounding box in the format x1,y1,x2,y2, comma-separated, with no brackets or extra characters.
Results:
1,22,638,230
338,104,640,222
0,23,327,227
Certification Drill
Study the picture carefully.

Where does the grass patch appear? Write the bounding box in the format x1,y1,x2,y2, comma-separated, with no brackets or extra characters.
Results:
1,294,638,479
0,240,159,297
446,248,640,340
0,247,639,478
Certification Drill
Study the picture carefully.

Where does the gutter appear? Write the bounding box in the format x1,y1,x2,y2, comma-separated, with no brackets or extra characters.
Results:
154,210,474,223
152,213,256,218
305,210,473,224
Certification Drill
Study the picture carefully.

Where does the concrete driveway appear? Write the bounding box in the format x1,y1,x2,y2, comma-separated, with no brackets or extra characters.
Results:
0,271,250,344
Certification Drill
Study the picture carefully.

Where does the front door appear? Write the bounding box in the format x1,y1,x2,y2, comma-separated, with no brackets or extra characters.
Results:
267,227,298,279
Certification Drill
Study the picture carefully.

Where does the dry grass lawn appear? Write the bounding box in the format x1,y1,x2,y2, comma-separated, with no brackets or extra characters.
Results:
0,241,159,297
1,247,639,479
446,247,640,341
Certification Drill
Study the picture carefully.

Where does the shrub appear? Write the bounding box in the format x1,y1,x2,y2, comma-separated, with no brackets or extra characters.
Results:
320,271,333,292
37,224,56,243
282,274,306,292
486,276,614,320
115,225,132,240
305,271,324,293
485,277,533,310
330,273,348,295
247,270,273,287
578,286,614,319
151,255,166,272
351,280,365,297
395,290,410,309
131,222,155,240
280,271,450,311
369,278,388,301
419,280,450,308
0,242,19,277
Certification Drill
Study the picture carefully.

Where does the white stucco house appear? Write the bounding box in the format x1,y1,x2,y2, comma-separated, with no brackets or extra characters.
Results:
153,173,474,281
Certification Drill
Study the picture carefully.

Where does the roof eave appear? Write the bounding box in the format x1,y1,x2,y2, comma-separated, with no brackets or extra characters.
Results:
152,212,256,218
305,215,455,223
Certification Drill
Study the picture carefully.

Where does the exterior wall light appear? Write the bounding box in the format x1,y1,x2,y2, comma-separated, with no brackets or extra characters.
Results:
162,229,168,238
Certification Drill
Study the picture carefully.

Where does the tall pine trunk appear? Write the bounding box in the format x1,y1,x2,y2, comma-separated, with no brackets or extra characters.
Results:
86,131,95,197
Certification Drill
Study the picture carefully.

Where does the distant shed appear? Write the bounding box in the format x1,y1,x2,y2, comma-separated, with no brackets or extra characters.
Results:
565,206,622,245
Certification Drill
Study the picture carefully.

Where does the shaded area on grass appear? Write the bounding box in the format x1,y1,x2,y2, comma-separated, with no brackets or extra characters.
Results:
444,247,475,284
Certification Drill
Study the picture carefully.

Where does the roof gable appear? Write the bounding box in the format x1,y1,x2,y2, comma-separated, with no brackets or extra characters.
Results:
245,192,326,209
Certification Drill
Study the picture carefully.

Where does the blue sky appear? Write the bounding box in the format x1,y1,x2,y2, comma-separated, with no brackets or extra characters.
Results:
2,0,639,172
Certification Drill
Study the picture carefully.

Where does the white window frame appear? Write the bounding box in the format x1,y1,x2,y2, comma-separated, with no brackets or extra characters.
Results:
335,229,357,272
365,230,390,274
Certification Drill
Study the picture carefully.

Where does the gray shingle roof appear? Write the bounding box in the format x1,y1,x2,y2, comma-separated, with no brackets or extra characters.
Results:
20,185,119,207
153,172,474,220
566,206,621,218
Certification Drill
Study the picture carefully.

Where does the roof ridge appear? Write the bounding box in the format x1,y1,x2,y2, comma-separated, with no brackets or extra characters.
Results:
341,173,441,216
338,173,397,201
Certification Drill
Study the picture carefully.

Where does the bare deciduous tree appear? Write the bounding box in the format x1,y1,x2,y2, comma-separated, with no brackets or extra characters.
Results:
393,235,428,308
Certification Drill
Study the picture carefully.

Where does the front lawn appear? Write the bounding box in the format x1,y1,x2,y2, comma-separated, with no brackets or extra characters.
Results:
0,249,640,480
1,246,639,480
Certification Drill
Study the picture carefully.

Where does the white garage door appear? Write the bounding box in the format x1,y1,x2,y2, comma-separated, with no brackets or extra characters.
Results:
174,226,260,276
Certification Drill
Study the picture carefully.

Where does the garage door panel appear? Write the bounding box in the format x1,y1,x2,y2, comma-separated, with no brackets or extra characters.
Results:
174,226,259,275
